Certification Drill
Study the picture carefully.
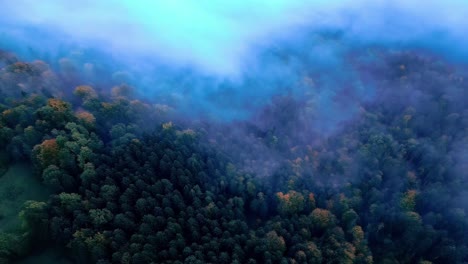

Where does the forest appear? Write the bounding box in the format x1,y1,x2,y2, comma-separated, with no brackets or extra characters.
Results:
0,42,466,264
0,1,467,263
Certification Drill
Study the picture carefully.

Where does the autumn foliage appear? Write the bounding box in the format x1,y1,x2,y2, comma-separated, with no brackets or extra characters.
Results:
34,138,59,168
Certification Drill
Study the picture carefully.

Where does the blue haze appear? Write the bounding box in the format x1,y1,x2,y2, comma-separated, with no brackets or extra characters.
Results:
0,0,467,125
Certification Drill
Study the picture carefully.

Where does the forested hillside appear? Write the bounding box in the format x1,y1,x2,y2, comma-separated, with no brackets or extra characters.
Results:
0,47,466,264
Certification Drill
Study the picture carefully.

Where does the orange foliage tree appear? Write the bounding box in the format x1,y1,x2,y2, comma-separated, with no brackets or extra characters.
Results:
276,190,305,215
75,111,96,128
74,85,97,101
33,138,59,169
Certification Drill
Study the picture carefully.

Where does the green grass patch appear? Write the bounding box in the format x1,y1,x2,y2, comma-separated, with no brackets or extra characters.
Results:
0,163,50,232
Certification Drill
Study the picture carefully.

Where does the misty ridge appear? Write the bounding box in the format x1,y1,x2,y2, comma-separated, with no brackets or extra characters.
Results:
0,1,467,264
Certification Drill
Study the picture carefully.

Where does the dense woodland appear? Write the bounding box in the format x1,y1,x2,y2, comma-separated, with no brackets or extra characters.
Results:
0,47,466,264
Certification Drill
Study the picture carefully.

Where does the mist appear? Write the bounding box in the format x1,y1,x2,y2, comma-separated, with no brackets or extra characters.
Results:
2,1,468,71
1,1,467,118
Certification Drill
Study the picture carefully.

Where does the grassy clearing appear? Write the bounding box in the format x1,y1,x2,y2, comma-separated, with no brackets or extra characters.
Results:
0,163,50,232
